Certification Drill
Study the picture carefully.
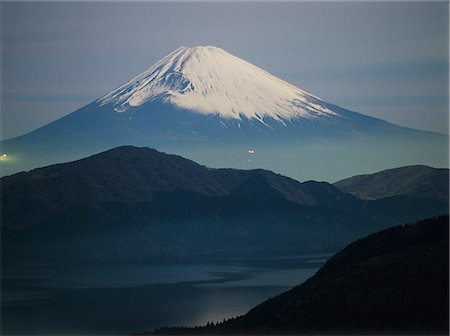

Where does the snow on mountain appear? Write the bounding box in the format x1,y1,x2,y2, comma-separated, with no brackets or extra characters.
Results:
98,46,336,125
1,45,447,180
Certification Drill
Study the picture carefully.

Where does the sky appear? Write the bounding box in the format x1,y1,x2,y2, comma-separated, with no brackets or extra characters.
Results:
1,1,449,140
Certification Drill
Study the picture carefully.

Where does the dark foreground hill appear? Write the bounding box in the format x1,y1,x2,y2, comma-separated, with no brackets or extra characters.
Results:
1,146,448,264
334,165,449,202
152,215,449,335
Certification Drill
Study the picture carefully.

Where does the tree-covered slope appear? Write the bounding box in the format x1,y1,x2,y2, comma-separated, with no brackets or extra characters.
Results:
154,216,449,335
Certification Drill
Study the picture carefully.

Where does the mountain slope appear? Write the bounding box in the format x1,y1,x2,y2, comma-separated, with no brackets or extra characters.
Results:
98,46,335,122
1,146,345,230
334,165,449,202
1,146,447,265
1,46,447,180
154,216,449,335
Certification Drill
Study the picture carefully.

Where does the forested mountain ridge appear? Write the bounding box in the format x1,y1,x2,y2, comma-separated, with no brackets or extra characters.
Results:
152,215,449,335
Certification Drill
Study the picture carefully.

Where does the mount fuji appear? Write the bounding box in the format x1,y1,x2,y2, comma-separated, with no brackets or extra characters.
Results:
1,46,447,180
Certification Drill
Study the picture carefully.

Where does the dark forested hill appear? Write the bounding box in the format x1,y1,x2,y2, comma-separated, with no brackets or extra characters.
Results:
1,146,354,230
334,165,449,202
154,215,449,335
1,147,448,264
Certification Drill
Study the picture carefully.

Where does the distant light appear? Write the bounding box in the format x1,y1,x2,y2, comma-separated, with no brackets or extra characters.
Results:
2,154,6,158
248,149,255,154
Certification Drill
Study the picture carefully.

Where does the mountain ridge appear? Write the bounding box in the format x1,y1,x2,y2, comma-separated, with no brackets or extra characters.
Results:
334,165,449,202
0,146,354,229
152,215,450,335
1,146,447,265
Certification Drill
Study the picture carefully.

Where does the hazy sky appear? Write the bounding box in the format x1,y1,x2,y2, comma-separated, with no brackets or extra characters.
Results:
1,1,448,140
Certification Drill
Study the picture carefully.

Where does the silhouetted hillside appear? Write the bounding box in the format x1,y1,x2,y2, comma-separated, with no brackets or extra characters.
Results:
153,215,449,335
1,146,354,230
1,147,447,264
334,165,449,202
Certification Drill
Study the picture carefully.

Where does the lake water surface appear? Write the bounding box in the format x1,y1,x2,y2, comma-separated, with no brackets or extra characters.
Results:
1,253,331,335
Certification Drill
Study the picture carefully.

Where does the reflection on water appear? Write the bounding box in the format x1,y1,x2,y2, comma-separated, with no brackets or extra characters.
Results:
1,254,331,335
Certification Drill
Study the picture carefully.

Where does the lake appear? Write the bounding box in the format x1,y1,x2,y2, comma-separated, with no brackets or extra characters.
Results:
1,253,331,335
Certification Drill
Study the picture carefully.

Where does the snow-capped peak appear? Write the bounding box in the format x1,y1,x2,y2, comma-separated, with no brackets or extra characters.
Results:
98,46,336,122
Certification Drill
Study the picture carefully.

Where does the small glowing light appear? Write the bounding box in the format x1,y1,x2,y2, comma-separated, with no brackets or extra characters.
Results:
2,154,6,158
248,149,255,154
